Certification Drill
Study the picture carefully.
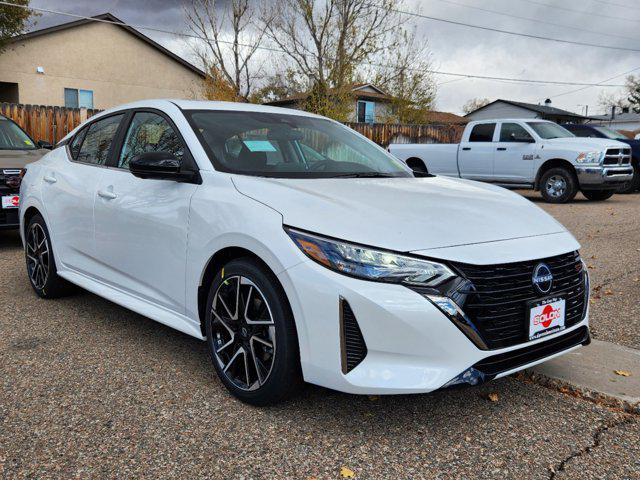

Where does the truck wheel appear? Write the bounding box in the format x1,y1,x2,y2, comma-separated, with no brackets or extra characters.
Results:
540,168,578,203
582,190,615,201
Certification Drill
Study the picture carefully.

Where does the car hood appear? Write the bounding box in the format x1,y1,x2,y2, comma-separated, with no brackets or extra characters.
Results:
0,148,48,169
544,137,629,150
232,175,568,252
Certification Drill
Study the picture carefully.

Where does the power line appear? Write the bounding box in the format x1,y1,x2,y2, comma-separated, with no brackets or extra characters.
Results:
516,0,640,25
548,66,640,100
7,0,640,54
382,3,640,51
0,1,628,89
427,0,640,44
588,0,640,12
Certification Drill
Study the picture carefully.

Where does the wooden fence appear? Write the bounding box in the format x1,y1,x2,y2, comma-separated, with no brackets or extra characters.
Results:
1,102,464,147
346,122,465,147
1,103,100,144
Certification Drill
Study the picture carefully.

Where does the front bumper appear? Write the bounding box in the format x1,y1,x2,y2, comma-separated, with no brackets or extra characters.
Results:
576,165,634,189
278,258,589,395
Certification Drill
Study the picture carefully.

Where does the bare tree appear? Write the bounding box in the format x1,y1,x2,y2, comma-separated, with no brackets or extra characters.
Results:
462,97,491,115
185,0,272,101
372,28,437,124
263,0,409,119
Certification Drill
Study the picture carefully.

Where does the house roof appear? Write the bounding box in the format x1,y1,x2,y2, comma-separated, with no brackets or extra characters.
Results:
590,112,640,123
465,99,589,120
264,83,394,106
421,111,467,124
12,13,206,78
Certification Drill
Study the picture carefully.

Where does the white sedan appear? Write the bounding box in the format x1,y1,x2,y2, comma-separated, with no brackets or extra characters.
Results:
19,100,590,405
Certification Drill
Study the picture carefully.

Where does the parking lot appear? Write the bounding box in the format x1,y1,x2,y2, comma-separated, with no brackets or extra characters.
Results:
1,192,639,479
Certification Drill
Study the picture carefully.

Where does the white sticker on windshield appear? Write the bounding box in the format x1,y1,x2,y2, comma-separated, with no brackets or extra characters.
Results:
243,140,277,152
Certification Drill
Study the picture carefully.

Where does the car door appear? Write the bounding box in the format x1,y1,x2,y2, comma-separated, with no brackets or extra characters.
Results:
492,122,537,183
93,110,200,314
41,113,124,275
458,122,496,180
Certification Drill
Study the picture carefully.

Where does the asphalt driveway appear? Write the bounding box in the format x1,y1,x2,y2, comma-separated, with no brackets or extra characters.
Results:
1,192,639,479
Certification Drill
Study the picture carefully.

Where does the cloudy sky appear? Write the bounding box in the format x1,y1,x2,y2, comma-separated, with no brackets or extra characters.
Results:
30,0,640,115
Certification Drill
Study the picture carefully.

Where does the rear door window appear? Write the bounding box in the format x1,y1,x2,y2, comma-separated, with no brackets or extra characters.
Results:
76,114,124,165
468,123,496,142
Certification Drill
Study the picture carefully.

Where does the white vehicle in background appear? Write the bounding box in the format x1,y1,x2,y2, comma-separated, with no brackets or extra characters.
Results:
389,119,634,203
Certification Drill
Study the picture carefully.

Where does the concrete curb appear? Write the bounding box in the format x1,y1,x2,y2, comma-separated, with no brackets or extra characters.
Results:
523,339,640,414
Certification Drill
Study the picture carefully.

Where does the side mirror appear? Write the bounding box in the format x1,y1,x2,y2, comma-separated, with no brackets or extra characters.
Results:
37,140,54,150
129,152,198,183
510,133,534,143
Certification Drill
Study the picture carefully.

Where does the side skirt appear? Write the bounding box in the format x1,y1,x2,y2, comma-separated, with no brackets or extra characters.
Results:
58,268,205,340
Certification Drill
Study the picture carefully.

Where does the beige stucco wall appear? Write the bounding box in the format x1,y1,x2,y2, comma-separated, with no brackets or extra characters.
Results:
0,22,204,109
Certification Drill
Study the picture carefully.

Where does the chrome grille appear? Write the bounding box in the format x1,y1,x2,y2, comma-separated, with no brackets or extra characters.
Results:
603,148,631,166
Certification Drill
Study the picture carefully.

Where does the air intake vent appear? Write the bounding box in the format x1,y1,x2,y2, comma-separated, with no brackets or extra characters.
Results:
339,298,368,374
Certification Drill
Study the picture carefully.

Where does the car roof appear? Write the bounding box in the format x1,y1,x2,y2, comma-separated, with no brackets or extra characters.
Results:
95,99,324,119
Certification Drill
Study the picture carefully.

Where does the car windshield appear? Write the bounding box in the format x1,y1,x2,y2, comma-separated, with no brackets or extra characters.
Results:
185,110,412,178
593,126,626,140
0,118,36,150
526,122,575,139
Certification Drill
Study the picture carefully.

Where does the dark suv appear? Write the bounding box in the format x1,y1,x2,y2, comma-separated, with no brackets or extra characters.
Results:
562,123,640,193
0,115,51,229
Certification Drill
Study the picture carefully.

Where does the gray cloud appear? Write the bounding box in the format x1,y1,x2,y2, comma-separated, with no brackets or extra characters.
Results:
32,0,640,114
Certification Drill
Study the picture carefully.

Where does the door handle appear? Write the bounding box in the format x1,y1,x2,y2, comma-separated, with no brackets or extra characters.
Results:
462,147,471,151
497,147,507,151
97,189,117,200
43,175,57,184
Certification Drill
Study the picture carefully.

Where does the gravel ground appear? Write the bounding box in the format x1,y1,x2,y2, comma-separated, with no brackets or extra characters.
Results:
1,192,639,479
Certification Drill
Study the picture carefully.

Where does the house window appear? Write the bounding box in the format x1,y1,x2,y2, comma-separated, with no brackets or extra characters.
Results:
357,100,375,123
64,88,94,109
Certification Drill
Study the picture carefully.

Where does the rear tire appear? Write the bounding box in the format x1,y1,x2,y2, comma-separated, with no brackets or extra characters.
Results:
582,189,615,201
205,257,302,406
540,167,578,203
25,214,75,298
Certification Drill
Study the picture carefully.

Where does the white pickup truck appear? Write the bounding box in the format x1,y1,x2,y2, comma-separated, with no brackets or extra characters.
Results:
389,119,634,203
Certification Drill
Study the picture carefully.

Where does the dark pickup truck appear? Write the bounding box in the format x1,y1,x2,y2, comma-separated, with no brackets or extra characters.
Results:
562,123,639,193
0,115,50,229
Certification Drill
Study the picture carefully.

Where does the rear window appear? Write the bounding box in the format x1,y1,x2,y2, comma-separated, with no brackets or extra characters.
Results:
469,123,496,142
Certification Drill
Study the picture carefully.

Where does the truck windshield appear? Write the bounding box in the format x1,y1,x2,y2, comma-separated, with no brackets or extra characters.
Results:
593,126,626,140
526,122,574,140
0,118,37,150
185,110,412,178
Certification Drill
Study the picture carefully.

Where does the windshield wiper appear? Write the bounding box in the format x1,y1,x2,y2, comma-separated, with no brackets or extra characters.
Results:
328,172,399,178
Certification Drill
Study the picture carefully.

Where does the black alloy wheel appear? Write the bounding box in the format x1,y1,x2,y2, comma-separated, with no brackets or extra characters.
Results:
205,258,302,405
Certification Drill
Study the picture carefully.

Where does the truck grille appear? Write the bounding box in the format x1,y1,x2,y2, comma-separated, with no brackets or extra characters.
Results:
450,251,587,349
603,148,631,166
1,169,22,192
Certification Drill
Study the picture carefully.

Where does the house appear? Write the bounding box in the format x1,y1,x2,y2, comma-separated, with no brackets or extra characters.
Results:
589,110,640,133
0,13,205,109
465,99,590,124
265,84,394,123
265,83,467,125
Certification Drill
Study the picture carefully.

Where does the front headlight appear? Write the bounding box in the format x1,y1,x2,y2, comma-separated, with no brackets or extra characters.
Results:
285,227,455,287
576,151,603,165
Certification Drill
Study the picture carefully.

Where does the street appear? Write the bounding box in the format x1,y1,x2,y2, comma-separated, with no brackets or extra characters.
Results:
1,191,639,479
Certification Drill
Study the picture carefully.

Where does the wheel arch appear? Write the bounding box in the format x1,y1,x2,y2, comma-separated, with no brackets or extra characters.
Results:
404,157,428,173
197,246,295,338
534,158,577,190
22,206,43,235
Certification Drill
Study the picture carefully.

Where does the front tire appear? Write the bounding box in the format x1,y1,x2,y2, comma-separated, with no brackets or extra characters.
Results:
582,189,615,201
25,214,75,298
205,258,302,406
540,167,578,203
